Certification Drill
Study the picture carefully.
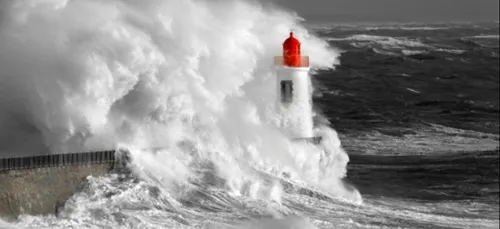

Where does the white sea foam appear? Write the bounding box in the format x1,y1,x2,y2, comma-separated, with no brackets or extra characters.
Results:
305,22,452,32
364,26,450,31
401,49,429,56
328,34,429,49
330,34,469,57
467,35,500,39
372,48,400,56
435,48,466,54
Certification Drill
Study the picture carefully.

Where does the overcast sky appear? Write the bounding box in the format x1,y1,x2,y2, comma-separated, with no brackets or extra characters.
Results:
271,0,499,22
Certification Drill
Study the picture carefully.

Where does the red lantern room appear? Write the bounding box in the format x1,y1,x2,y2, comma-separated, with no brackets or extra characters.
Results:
283,32,301,67
283,32,301,56
275,32,309,67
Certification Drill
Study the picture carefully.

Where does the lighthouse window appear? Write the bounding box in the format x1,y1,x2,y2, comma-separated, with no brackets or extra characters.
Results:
280,80,293,103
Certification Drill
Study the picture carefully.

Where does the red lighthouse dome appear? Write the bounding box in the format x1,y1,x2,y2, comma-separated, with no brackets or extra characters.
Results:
283,32,301,56
283,32,301,66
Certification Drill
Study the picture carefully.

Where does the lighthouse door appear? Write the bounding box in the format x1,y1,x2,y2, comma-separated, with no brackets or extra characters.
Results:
280,80,293,103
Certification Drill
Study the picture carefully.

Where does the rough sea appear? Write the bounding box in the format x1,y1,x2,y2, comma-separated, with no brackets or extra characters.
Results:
0,1,498,228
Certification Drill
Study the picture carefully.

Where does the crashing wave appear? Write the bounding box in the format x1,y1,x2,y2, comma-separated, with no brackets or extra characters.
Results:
0,2,360,228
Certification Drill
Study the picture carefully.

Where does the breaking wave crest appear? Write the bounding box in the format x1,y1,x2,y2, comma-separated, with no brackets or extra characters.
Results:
328,34,428,49
0,0,359,227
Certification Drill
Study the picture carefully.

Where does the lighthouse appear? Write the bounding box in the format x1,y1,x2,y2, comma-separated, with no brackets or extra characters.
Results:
275,32,318,143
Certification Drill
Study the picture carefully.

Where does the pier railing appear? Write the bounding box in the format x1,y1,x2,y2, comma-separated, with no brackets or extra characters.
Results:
0,151,116,172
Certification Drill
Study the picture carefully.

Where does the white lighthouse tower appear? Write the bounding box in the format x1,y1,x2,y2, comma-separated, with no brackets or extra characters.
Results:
275,32,317,142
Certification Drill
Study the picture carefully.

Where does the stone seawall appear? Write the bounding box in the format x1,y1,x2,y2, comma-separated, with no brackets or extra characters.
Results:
0,151,117,220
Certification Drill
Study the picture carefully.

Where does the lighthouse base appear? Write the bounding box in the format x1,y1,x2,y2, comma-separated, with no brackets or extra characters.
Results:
292,136,322,145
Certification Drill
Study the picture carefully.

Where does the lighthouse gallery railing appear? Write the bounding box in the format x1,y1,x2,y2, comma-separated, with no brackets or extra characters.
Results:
274,56,310,67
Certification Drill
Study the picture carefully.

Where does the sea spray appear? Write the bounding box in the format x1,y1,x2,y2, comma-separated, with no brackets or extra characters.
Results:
0,0,358,227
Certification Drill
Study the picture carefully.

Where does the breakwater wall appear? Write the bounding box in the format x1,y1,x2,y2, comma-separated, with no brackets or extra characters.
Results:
0,150,121,220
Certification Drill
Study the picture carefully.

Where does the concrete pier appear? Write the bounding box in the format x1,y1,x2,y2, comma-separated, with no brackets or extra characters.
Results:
0,151,117,220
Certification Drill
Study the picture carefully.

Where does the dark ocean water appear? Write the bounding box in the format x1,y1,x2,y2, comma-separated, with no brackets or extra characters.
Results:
312,22,499,135
310,21,499,228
